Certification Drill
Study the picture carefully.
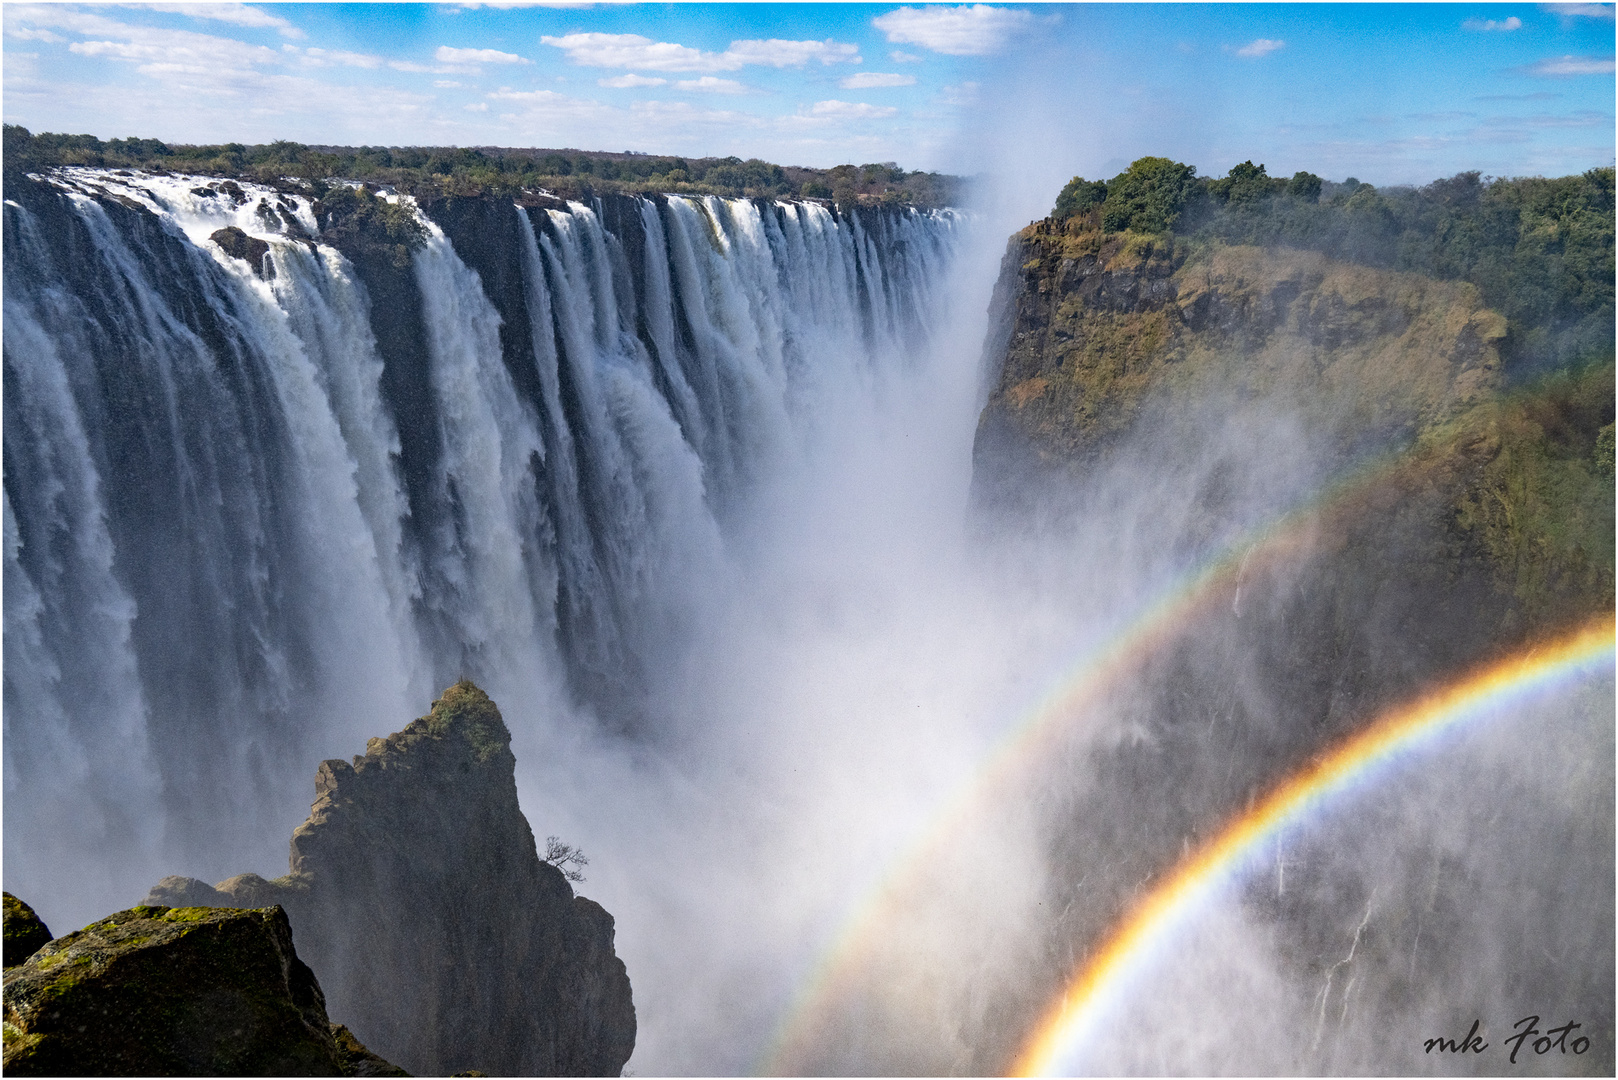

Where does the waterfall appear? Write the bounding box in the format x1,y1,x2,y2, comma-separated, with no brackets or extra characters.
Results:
2,169,964,928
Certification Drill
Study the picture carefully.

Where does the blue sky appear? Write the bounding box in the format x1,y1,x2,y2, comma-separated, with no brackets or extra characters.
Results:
4,3,1614,186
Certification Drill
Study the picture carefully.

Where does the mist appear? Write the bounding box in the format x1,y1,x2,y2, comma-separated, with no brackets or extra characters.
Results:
4,78,1611,1080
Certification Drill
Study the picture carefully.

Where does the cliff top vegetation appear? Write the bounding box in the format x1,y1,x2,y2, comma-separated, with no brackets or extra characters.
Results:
1047,156,1615,380
1,124,962,209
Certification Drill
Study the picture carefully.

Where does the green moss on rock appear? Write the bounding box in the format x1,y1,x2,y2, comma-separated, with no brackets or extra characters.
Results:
2,905,344,1076
3,895,52,969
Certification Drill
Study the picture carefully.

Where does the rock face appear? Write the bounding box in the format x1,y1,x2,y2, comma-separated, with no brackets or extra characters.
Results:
960,214,1614,1076
2,905,345,1076
209,225,272,277
3,894,52,969
145,681,635,1077
975,219,1505,493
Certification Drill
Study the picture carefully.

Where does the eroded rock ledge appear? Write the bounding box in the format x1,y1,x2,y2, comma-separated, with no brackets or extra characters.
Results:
2,903,390,1076
145,681,635,1077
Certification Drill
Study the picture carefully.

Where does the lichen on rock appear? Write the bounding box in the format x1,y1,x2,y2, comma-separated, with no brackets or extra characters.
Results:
3,894,52,969
2,905,344,1076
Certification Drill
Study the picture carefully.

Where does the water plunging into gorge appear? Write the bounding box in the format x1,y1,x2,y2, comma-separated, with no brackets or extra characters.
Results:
3,171,971,947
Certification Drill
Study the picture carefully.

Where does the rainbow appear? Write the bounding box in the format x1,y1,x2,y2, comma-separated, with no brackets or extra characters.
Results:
759,453,1427,1073
1010,613,1615,1077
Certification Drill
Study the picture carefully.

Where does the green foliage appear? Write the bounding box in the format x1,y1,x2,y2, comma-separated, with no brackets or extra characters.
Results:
2,124,964,207
1100,156,1199,234
1451,358,1616,624
1206,160,1284,206
1053,176,1107,220
1048,150,1614,378
1286,171,1322,202
311,185,427,267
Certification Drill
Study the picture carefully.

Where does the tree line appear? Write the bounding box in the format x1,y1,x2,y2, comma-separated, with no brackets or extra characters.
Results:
1051,156,1615,378
1,125,963,209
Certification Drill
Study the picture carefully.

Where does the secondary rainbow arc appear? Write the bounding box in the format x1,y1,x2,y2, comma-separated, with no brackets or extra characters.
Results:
1009,613,1616,1077
760,450,1430,1074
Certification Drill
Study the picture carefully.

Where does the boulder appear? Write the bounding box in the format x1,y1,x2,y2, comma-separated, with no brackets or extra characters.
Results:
3,894,52,968
209,226,272,278
2,905,344,1076
144,681,635,1076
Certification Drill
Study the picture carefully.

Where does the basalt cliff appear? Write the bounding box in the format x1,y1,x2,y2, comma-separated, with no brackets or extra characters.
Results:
145,682,635,1077
961,165,1614,1075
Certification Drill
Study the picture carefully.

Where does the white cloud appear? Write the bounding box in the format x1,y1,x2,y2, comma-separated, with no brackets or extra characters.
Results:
67,29,282,78
140,3,306,39
723,38,860,66
288,45,384,69
464,102,489,111
629,99,755,126
890,50,925,64
810,99,898,119
542,32,733,71
872,5,1033,56
1541,3,1615,18
1521,53,1617,74
936,81,980,106
675,76,748,93
1462,16,1523,30
542,32,860,72
434,79,464,88
436,45,530,64
841,72,916,89
1234,38,1285,57
599,73,667,88
7,26,63,43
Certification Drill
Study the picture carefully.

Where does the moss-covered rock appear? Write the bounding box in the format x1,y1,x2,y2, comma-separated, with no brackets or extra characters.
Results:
3,895,52,969
978,221,1506,474
331,1023,408,1077
2,905,343,1076
974,216,1613,639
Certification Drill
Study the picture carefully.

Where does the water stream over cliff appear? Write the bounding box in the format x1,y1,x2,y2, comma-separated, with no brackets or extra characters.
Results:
8,168,1609,1076
3,171,969,940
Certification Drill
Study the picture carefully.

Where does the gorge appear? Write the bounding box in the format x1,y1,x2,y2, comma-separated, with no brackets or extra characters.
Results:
4,145,1612,1076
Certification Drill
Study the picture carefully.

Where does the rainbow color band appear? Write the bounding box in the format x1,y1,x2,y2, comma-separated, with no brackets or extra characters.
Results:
1011,614,1616,1076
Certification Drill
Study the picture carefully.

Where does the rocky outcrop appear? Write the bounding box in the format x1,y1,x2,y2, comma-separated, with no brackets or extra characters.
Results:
966,215,1614,1075
3,894,52,969
975,219,1505,492
331,1025,409,1077
2,904,350,1076
209,226,272,278
145,682,635,1077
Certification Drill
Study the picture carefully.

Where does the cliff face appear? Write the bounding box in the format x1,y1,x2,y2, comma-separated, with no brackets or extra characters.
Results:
146,682,635,1077
976,219,1505,486
966,218,1614,1074
973,217,1612,640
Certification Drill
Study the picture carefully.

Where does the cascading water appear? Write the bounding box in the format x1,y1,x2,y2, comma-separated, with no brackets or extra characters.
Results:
2,167,966,935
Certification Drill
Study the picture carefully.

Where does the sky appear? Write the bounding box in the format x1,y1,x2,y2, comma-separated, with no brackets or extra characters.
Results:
3,2,1614,187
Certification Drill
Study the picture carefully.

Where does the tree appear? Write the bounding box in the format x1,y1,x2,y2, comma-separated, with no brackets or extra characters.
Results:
543,836,589,882
1101,156,1198,233
1052,175,1107,220
1287,171,1323,203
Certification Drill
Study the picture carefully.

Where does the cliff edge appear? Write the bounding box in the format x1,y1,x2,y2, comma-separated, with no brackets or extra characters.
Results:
146,682,635,1077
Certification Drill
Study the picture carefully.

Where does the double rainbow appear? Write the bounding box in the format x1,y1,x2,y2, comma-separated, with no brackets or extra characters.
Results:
763,436,1613,1076
1010,613,1615,1076
761,455,1423,1073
